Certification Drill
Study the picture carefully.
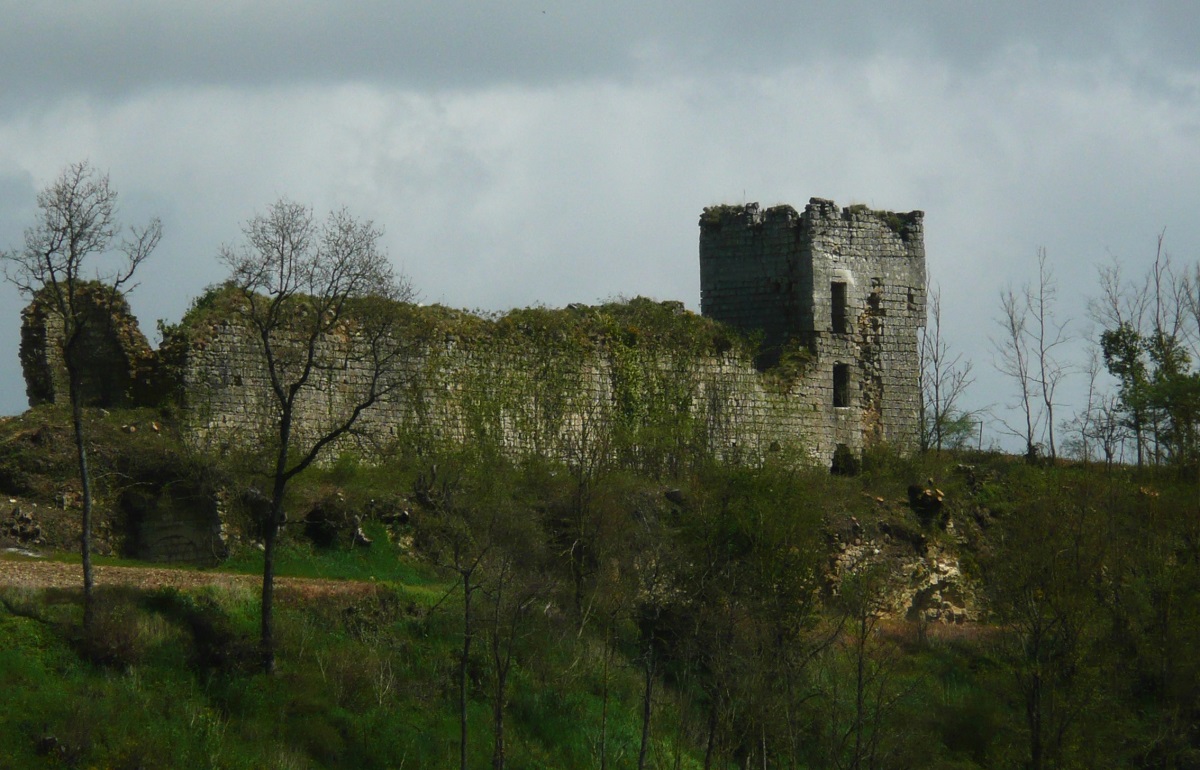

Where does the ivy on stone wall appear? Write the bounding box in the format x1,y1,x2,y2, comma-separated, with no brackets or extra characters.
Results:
436,297,738,477
21,281,825,473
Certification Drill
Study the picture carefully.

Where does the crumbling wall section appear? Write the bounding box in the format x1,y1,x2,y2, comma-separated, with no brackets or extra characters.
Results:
19,284,155,408
802,199,926,455
17,196,926,467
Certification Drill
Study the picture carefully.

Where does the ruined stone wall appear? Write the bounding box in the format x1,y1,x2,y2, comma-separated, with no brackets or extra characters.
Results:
700,198,926,457
174,304,832,466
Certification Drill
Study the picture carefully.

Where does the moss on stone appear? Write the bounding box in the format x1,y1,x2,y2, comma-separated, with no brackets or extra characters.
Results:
845,204,921,240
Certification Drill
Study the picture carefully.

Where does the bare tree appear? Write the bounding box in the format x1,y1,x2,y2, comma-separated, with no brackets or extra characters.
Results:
1,161,160,632
994,286,1040,460
1061,349,1102,464
1059,344,1136,468
919,281,976,451
1092,256,1152,335
1188,261,1200,354
1092,394,1129,468
1028,250,1071,460
994,251,1071,462
1092,257,1153,466
220,199,413,672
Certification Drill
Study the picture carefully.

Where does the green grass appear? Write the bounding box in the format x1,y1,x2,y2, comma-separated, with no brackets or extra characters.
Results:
220,522,437,586
0,568,717,769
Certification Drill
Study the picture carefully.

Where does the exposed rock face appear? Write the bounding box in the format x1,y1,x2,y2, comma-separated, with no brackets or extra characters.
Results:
19,283,154,408
902,547,975,624
829,528,978,624
3,504,43,547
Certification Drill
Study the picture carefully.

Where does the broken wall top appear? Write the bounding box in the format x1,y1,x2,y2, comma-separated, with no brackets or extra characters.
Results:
19,282,154,408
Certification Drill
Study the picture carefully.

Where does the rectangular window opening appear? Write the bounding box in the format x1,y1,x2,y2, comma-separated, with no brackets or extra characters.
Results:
833,363,850,408
831,282,848,334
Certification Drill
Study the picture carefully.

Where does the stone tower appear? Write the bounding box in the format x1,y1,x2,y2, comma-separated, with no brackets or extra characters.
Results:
699,198,926,455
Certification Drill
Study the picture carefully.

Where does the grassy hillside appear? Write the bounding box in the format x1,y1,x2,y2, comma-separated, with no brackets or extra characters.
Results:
2,404,1199,768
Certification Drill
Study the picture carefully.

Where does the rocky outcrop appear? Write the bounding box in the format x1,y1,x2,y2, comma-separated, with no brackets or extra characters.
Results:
827,495,979,624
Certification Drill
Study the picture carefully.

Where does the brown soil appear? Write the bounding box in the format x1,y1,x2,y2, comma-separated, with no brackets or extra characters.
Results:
0,553,376,600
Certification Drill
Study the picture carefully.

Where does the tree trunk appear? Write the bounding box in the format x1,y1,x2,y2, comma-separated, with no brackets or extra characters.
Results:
571,482,584,619
490,590,509,770
491,657,507,770
260,512,279,673
461,570,474,770
784,674,799,770
703,700,718,770
69,379,95,633
599,623,611,770
1027,672,1044,770
260,470,287,673
852,614,867,770
638,646,655,770
261,411,293,674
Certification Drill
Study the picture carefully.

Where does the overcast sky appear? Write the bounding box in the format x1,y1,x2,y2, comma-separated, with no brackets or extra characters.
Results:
2,2,1198,452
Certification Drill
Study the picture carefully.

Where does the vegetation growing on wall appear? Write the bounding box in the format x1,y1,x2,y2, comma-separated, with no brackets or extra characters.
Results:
29,275,835,479
164,288,748,368
698,203,758,232
161,288,764,471
846,203,921,240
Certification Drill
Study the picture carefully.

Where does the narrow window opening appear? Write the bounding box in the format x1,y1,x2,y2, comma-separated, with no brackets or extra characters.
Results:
833,363,850,408
831,282,847,333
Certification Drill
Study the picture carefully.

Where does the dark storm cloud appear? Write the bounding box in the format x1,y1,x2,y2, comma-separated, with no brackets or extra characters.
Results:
2,1,1196,106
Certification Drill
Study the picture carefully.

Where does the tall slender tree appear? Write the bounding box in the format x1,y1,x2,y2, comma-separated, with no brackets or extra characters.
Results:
995,286,1039,460
220,198,413,672
1028,250,1071,460
2,161,160,633
994,251,1071,461
919,281,976,451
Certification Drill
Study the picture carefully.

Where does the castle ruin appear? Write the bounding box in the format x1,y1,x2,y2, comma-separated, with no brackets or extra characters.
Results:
19,198,927,470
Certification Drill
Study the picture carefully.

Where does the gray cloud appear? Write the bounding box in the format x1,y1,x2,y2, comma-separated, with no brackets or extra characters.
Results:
3,1,1196,106
1,3,1199,451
